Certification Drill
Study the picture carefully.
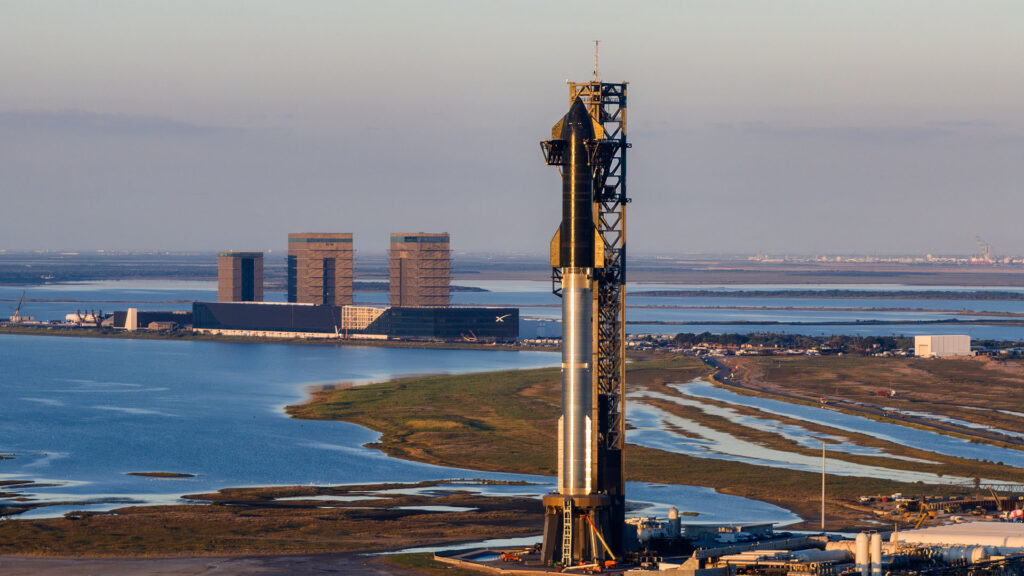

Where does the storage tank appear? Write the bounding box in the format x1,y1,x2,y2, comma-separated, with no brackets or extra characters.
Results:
790,549,853,563
870,533,883,576
667,507,681,538
940,546,987,564
856,532,870,576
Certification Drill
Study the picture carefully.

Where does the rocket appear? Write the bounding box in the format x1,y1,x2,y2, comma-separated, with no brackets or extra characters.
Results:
540,82,628,567
546,98,604,497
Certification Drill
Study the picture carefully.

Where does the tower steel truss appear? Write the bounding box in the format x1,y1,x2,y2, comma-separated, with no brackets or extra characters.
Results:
540,77,630,563
570,79,630,548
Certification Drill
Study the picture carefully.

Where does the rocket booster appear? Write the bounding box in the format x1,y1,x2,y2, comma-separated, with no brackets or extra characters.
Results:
546,98,603,497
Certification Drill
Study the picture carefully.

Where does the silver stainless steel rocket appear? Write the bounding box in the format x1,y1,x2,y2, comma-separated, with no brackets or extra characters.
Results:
539,97,613,567
538,71,630,568
551,98,601,497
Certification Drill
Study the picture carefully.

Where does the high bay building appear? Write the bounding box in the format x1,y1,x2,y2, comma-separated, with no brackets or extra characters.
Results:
217,252,263,302
287,233,354,306
192,302,516,341
390,233,450,307
194,231,515,340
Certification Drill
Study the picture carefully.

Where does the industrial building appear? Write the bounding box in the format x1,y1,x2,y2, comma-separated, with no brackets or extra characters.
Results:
287,233,354,306
441,519,1024,575
217,251,263,302
113,309,192,331
389,233,450,308
191,302,517,341
193,302,353,337
915,335,972,357
382,307,517,340
342,305,386,331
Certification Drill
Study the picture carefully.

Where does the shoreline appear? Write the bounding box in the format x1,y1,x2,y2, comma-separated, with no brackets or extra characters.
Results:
0,480,543,559
5,350,1022,561
286,356,970,533
0,325,536,352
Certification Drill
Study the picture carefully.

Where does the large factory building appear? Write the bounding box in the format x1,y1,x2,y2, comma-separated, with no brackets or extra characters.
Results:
287,233,354,306
382,307,518,340
197,232,516,341
192,302,517,341
113,309,193,330
193,302,357,337
389,233,450,307
217,252,263,302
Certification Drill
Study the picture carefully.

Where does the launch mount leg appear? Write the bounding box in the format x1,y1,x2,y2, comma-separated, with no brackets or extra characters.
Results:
562,498,573,567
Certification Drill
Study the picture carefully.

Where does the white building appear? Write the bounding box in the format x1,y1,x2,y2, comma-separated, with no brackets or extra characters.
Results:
915,335,971,358
893,521,1024,553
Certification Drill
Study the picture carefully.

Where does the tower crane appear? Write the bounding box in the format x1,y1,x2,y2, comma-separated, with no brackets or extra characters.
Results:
976,235,994,263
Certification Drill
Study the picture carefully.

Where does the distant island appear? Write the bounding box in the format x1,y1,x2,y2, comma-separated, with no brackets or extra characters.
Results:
631,289,1024,300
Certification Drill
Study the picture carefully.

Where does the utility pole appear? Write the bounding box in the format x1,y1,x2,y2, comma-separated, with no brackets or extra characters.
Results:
821,442,826,533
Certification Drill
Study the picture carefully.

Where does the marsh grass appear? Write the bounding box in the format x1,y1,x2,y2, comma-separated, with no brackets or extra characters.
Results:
288,354,966,530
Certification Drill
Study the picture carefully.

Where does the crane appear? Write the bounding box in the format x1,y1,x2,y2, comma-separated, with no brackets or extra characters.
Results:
10,290,25,323
914,501,933,529
989,486,1003,512
976,235,994,263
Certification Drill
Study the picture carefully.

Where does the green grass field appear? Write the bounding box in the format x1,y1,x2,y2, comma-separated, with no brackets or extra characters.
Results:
288,355,971,530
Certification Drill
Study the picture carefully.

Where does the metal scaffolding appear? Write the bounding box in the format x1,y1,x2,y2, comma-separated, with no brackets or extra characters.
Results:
389,233,451,308
570,78,630,548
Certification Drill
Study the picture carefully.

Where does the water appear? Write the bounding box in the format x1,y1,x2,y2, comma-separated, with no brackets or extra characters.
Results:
627,401,979,484
0,334,796,524
634,387,934,462
677,381,1024,467
0,280,280,323
6,279,1024,340
625,283,1024,293
451,281,1024,339
4,278,1022,521
0,335,555,513
624,323,1024,340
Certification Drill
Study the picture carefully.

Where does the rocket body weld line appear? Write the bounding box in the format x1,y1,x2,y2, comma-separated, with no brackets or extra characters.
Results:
567,274,576,493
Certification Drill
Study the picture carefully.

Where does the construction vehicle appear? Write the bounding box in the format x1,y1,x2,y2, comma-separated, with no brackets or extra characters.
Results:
500,552,523,563
915,502,934,529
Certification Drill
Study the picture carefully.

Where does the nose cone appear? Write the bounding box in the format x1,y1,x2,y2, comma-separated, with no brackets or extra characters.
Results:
560,98,595,141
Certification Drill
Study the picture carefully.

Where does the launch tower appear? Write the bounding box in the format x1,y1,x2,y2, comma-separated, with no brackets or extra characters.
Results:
539,72,630,567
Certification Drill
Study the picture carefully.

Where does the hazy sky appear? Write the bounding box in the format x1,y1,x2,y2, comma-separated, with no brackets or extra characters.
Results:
2,1,1022,256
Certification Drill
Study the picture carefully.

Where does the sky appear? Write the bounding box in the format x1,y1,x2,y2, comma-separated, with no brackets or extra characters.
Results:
2,1,1022,257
